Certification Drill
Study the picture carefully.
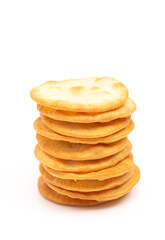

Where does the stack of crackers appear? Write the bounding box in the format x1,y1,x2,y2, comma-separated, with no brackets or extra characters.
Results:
30,77,140,206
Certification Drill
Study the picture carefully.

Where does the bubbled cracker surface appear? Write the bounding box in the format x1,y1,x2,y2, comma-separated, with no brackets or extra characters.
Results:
30,77,128,112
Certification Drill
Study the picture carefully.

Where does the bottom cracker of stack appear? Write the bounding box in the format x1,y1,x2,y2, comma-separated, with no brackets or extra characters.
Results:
38,163,140,206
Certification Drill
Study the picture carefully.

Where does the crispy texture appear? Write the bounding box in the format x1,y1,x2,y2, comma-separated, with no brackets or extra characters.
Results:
34,117,134,144
37,98,136,123
45,164,140,201
40,114,130,139
36,134,128,161
35,141,132,172
40,164,134,192
38,176,100,206
44,153,134,180
30,77,128,112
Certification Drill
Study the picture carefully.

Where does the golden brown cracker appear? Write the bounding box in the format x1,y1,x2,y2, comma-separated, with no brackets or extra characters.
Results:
37,98,136,123
38,176,100,206
36,133,128,161
45,164,140,201
30,77,128,112
40,114,130,139
34,117,134,144
40,164,134,192
35,141,132,172
44,153,134,180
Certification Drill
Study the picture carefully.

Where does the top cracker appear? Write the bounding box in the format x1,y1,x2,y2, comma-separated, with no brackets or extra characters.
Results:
30,77,128,112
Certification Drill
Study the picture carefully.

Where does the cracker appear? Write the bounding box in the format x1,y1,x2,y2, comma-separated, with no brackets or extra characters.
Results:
36,134,128,161
44,153,133,180
39,164,134,192
30,77,128,112
38,176,100,206
34,117,134,144
40,114,130,139
35,141,132,172
45,164,140,201
37,98,136,123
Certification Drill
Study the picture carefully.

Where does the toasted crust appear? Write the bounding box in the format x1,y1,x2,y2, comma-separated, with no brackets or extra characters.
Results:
40,115,130,139
38,176,100,206
30,77,128,112
45,164,140,201
37,98,136,123
36,134,128,161
39,164,134,192
35,141,132,173
34,117,134,144
43,153,134,180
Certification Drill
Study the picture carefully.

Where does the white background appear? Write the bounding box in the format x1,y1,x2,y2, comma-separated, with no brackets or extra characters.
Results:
0,0,165,239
